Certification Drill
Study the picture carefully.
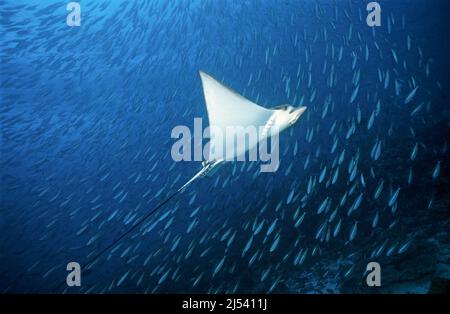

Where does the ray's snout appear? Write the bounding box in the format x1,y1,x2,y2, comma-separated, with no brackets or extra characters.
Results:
289,106,307,126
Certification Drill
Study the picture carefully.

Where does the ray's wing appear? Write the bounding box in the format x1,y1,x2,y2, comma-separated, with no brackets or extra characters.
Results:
200,71,273,129
199,71,274,160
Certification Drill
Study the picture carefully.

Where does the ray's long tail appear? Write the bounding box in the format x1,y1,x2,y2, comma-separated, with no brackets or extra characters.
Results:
53,166,209,292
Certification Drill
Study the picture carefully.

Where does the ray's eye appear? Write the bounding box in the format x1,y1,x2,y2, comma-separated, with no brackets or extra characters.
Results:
273,105,287,110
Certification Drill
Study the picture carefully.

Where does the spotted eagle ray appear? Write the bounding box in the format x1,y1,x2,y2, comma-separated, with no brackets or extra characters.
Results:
179,71,306,190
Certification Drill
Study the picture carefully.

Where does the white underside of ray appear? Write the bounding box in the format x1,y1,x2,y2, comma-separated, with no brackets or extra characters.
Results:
199,71,275,161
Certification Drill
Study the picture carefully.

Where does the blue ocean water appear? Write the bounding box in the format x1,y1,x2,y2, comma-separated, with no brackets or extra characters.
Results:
1,0,449,293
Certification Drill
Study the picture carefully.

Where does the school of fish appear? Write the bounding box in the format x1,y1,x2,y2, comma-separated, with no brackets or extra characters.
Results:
1,0,449,293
